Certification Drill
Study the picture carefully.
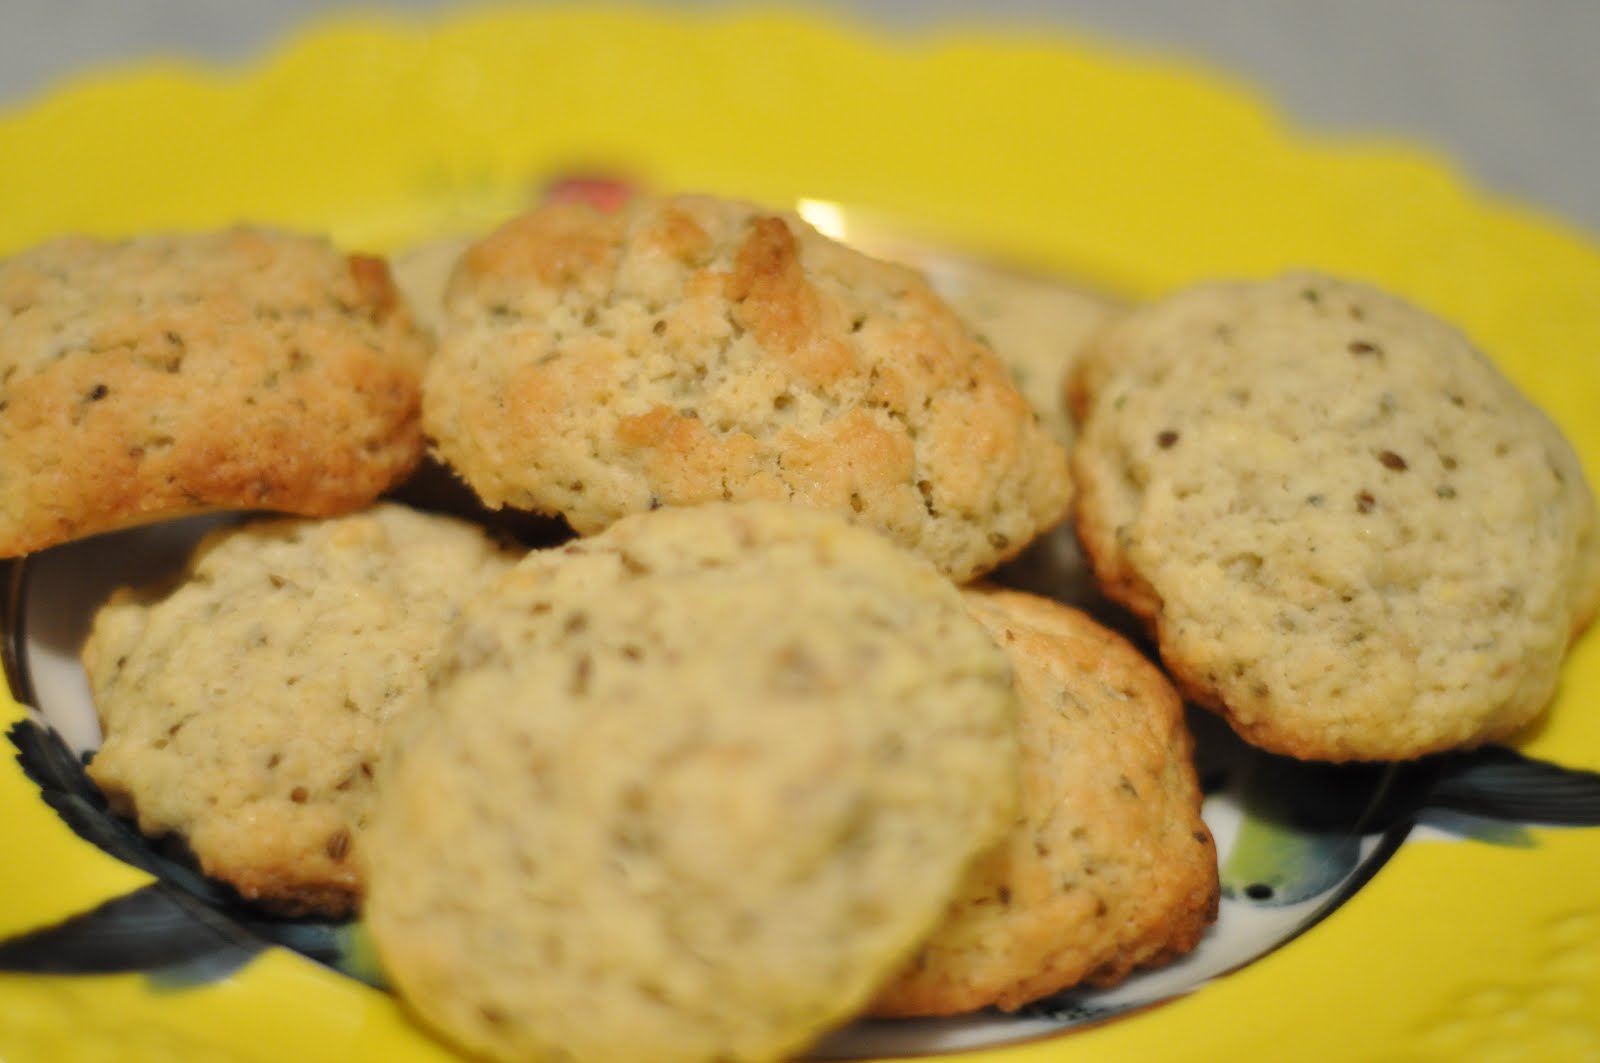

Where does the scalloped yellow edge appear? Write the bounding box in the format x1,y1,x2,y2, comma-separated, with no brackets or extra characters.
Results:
3,6,1599,1062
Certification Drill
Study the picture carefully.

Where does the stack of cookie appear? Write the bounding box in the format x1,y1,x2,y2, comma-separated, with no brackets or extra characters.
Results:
370,194,1218,1059
3,188,1592,1063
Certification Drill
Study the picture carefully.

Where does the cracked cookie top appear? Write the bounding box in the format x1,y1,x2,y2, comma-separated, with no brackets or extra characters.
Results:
0,227,430,556
422,195,1071,582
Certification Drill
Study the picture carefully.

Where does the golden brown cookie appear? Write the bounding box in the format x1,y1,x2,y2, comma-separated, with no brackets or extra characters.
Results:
421,194,1071,582
1070,272,1600,761
362,501,1020,1063
82,503,518,917
0,227,430,557
873,585,1217,1015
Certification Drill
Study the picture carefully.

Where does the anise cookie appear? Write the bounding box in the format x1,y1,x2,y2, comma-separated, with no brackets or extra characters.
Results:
390,234,472,339
937,271,1120,607
0,227,431,557
1070,272,1600,761
933,265,1121,448
362,502,1020,1063
421,194,1072,582
873,586,1217,1016
82,503,519,917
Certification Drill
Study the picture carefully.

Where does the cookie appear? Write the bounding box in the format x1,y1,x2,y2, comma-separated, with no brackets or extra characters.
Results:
927,269,1121,609
873,586,1217,1015
1070,272,1600,761
790,207,1121,450
362,501,1020,1063
82,503,518,917
390,234,471,339
933,265,1121,448
0,227,431,557
421,194,1072,582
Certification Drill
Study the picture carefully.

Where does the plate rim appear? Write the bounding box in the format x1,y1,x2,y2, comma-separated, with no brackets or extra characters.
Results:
2,7,1600,1063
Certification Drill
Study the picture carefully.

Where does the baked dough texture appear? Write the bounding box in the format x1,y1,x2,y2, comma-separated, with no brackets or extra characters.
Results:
930,268,1120,608
421,194,1071,582
873,586,1217,1015
391,234,470,339
82,503,518,917
0,227,430,557
1070,272,1600,761
934,266,1121,449
362,501,1020,1063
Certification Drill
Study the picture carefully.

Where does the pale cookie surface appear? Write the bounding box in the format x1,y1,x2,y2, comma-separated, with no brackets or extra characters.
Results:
932,264,1121,448
363,502,1020,1063
82,503,518,917
1071,273,1600,761
932,267,1119,608
873,586,1217,1015
0,228,431,557
391,234,471,339
422,194,1071,582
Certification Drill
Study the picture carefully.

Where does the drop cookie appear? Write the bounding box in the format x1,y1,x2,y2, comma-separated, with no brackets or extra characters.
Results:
82,503,519,917
873,585,1217,1015
0,227,431,557
1070,272,1600,761
940,267,1122,609
421,194,1071,582
390,234,471,339
362,501,1020,1063
933,265,1121,449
